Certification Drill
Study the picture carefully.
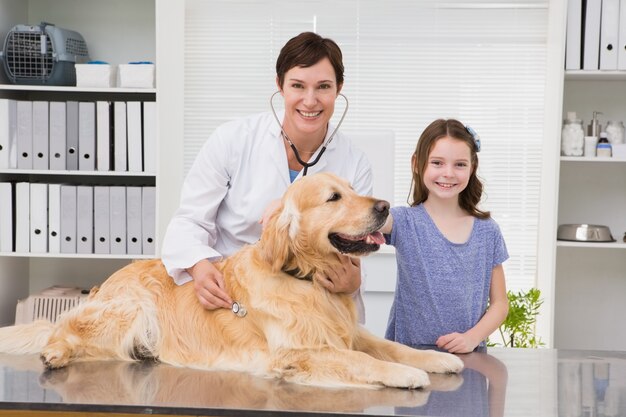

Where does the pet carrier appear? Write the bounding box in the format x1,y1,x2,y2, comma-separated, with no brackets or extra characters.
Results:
15,286,89,325
0,22,90,86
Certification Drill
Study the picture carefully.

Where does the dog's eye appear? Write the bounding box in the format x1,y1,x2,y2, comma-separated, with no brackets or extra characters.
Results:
327,192,341,202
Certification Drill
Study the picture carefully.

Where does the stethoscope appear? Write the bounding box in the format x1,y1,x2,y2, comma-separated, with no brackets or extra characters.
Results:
270,90,349,176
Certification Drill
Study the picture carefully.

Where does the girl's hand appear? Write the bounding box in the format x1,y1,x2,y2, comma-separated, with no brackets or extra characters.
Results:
436,332,479,354
187,259,233,310
317,255,361,294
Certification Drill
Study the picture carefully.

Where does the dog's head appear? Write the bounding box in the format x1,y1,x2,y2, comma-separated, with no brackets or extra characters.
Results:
259,172,389,278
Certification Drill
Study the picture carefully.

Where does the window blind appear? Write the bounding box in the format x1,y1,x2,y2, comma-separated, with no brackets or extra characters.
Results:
183,0,549,291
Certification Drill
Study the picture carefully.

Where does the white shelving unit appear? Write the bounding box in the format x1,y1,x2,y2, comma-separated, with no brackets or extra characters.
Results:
0,0,160,325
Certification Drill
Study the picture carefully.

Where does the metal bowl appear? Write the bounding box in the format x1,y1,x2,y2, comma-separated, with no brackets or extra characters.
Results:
557,224,615,242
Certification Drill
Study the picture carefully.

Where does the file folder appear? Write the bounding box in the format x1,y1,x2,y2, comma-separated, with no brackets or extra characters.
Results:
94,186,110,254
0,99,17,169
78,102,96,171
126,186,142,255
96,101,111,171
76,185,94,254
600,0,620,70
16,101,33,170
141,186,156,255
566,0,582,69
32,101,49,170
583,0,602,70
0,182,13,252
143,102,157,174
66,101,79,170
618,0,626,69
49,102,67,170
15,182,30,253
109,186,127,254
48,184,61,254
114,102,127,172
30,183,48,253
60,185,77,254
127,102,143,172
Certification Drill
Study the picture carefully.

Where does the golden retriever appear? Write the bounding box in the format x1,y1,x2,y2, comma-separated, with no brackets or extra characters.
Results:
0,172,463,389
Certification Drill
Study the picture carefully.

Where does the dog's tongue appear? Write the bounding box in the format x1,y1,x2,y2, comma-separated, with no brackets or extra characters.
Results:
365,231,385,245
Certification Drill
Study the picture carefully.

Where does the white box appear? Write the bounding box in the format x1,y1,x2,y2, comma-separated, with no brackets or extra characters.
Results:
75,64,116,88
612,143,626,159
117,64,155,88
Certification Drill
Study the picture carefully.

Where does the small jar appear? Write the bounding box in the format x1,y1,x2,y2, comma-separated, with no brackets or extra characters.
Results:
596,133,612,157
561,118,585,156
605,120,625,145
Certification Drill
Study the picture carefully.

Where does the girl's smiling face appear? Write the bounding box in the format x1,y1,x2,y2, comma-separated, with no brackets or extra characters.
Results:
420,136,473,202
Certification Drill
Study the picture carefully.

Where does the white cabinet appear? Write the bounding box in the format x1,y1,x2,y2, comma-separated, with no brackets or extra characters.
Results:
553,72,626,350
0,0,159,325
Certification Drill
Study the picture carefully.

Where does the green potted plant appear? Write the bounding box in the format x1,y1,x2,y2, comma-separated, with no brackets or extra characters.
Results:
489,288,545,348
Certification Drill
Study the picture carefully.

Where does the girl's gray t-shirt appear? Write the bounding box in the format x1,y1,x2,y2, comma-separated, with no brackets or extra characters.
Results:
384,204,509,347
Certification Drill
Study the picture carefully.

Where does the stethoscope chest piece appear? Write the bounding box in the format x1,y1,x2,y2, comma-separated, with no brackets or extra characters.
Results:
232,301,247,317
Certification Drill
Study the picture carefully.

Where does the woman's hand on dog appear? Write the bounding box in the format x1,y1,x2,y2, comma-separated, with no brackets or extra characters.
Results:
187,259,233,310
318,255,362,294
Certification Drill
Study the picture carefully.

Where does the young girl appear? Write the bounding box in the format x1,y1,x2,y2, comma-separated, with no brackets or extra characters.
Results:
379,118,509,354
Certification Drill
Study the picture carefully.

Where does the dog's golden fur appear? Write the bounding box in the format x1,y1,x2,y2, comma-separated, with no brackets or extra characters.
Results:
0,172,462,389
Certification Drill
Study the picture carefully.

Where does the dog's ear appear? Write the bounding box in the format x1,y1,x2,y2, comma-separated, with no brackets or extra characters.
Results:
259,198,300,272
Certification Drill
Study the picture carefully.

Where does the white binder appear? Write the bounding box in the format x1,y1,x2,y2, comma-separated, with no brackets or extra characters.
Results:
66,101,79,170
114,102,127,171
0,99,18,169
143,102,157,174
0,183,13,252
127,102,143,172
60,185,77,254
141,186,156,255
76,185,94,254
15,182,30,253
565,0,583,70
583,0,602,70
96,101,111,171
49,102,67,170
78,102,96,171
32,101,49,170
109,186,127,254
16,101,33,169
94,186,110,254
600,0,620,70
48,184,61,254
126,186,142,255
30,183,48,253
618,0,626,69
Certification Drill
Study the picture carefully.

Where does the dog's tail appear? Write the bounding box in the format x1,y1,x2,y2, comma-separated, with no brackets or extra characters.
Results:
0,320,54,354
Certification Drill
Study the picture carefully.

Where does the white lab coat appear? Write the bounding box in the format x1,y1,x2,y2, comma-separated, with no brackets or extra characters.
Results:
161,111,373,288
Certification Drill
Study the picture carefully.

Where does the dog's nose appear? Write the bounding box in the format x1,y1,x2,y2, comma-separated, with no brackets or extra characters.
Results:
374,200,390,214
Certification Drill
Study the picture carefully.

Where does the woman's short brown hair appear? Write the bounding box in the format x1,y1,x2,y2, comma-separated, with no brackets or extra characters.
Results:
276,32,344,88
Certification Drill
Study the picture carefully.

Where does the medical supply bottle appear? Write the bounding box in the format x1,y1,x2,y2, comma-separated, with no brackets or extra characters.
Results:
605,120,625,145
561,112,584,156
596,133,612,157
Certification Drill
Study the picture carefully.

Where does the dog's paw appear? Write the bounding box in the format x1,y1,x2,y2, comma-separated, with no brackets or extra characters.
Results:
420,351,464,374
40,346,71,369
380,365,430,389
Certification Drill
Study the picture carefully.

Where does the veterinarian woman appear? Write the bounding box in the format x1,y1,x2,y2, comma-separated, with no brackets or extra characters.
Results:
161,32,373,318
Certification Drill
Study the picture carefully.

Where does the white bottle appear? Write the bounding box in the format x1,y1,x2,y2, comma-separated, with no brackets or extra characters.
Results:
561,112,584,156
605,120,625,145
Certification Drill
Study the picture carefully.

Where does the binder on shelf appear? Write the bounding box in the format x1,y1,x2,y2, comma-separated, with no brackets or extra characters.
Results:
583,0,602,70
66,101,79,170
127,101,143,172
94,186,110,254
15,182,30,253
565,0,582,70
49,102,67,171
141,186,155,255
60,185,77,254
126,186,142,255
143,101,157,174
76,185,94,254
0,99,17,169
0,182,13,252
48,184,61,254
78,102,96,171
30,183,48,253
96,101,111,171
114,102,127,172
16,101,33,170
618,0,626,69
109,186,127,254
32,101,49,170
600,0,620,70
